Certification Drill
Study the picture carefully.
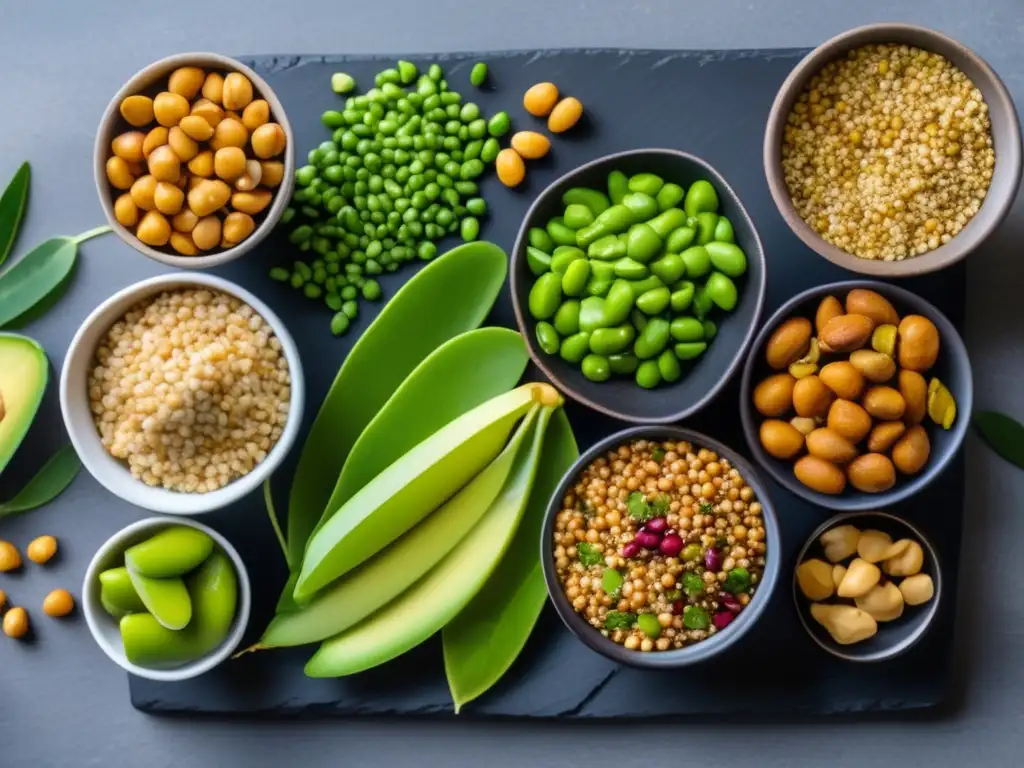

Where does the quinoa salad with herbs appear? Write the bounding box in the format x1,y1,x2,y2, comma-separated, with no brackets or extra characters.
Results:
552,438,768,652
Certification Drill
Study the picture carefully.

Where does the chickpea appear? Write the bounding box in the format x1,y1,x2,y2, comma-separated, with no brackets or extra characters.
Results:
222,73,254,111
113,193,139,228
0,540,21,572
168,66,205,100
214,146,247,181
202,72,225,103
223,212,255,244
42,589,74,618
241,99,270,132
231,188,273,215
210,118,248,151
136,210,171,246
169,231,199,256
130,174,158,211
105,155,136,190
151,181,185,216
26,535,58,565
234,159,263,192
120,95,154,127
191,216,222,251
188,179,232,217
147,145,181,183
0,588,6,611
190,98,225,129
167,126,199,162
152,91,190,127
250,123,287,159
188,150,215,178
259,160,285,188
111,131,146,163
3,606,29,639
171,208,199,233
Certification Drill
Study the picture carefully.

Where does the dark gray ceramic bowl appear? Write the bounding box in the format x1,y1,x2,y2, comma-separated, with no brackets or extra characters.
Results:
739,280,973,511
510,149,766,424
540,425,782,669
794,511,942,662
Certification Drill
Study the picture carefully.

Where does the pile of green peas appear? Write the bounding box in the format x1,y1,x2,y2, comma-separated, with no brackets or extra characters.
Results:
271,60,509,336
525,171,748,388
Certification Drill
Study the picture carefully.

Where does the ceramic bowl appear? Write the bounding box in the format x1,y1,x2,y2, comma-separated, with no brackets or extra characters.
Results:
739,280,972,511
764,23,1022,277
541,425,782,669
510,149,766,424
81,516,252,682
59,272,305,515
794,511,941,662
94,52,295,269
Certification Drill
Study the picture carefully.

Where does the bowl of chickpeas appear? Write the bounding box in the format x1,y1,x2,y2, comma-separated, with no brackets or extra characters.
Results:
95,52,295,268
764,23,1021,276
541,425,781,668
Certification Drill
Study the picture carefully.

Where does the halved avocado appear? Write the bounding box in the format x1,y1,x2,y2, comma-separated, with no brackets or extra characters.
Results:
0,333,48,475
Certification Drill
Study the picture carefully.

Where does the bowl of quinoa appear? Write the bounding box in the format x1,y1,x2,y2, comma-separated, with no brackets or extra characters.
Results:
542,426,781,667
60,272,304,515
764,23,1021,277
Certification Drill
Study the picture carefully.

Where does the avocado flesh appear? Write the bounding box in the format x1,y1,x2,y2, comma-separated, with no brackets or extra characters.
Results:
0,333,48,475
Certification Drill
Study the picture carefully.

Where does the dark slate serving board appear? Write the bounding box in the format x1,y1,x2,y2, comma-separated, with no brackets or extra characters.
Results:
130,49,965,719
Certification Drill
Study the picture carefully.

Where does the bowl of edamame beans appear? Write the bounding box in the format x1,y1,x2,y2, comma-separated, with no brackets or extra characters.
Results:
511,149,767,424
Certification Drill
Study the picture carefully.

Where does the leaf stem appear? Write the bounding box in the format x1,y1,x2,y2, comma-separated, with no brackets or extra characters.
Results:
264,477,291,568
71,225,112,245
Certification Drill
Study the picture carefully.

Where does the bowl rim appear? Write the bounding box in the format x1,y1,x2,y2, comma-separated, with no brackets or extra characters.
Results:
540,424,782,669
738,279,973,510
93,51,296,269
58,271,305,515
792,510,942,662
763,22,1023,277
510,147,767,425
81,515,253,682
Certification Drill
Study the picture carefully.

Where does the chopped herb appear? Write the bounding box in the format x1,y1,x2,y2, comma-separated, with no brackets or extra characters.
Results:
652,447,666,462
605,610,636,630
683,604,710,630
682,572,704,597
664,588,682,602
651,495,670,516
578,542,603,567
637,613,661,638
723,567,752,594
601,568,624,598
626,491,654,522
699,500,714,515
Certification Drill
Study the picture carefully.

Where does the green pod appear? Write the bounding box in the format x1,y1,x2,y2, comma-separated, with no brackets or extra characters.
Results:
631,308,648,332
706,241,748,277
99,567,146,619
528,272,563,320
670,316,705,342
608,353,639,375
535,322,560,355
526,246,552,276
576,204,634,248
666,226,696,253
528,226,555,252
607,170,629,204
578,296,608,333
613,257,648,280
636,286,671,315
703,319,718,340
695,212,719,245
650,253,686,283
561,259,591,297
187,551,239,657
589,325,636,355
560,332,592,363
589,260,616,282
553,300,581,336
674,341,709,360
648,208,687,239
546,217,578,247
585,279,612,297
714,216,735,243
683,179,720,216
603,280,635,326
705,272,738,311
691,283,714,320
656,183,685,212
581,354,611,382
621,192,658,222
550,246,585,275
635,360,662,389
628,275,665,298
588,234,627,261
671,281,696,312
633,317,670,360
680,246,712,278
120,613,199,667
563,204,595,230
627,173,664,197
658,349,682,383
563,187,611,217
124,527,214,578
128,570,192,631
626,223,662,263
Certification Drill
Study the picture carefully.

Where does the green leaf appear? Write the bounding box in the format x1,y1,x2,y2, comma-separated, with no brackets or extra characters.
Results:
682,572,704,597
601,567,624,598
0,444,81,517
626,491,652,521
442,409,579,713
652,447,665,463
604,610,636,630
723,567,751,595
0,162,30,269
974,410,1024,470
264,478,289,567
683,604,710,629
577,541,603,567
651,494,670,516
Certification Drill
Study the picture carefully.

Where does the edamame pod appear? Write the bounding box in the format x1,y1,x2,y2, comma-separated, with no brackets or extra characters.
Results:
546,217,577,247
588,234,627,261
553,300,581,336
561,259,591,297
581,354,611,382
656,183,685,212
128,570,192,631
648,208,687,239
613,257,648,280
633,317,670,360
589,325,636,355
714,216,735,243
607,171,629,205
636,287,671,315
608,353,639,375
576,205,634,248
680,246,712,278
535,322,560,354
563,204,595,230
526,246,552,276
705,272,738,311
99,567,146,619
627,173,664,197
560,332,592,363
626,223,662,263
124,528,214,578
683,179,719,216
578,296,608,333
666,226,696,253
670,316,705,342
705,241,747,277
528,272,562,319
658,349,682,383
636,360,662,389
603,280,635,326
671,281,695,312
120,613,199,667
563,187,611,217
621,192,658,221
188,551,238,657
674,342,708,360
650,253,686,283
695,212,718,245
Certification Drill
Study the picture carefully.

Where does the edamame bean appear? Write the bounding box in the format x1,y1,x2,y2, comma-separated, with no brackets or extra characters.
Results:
636,286,671,315
650,253,686,283
480,138,500,163
703,319,717,340
674,342,708,360
627,275,664,298
648,207,687,239
590,260,616,282
528,272,562,320
470,62,488,87
578,296,608,333
683,179,719,216
631,308,648,331
705,241,747,277
613,257,648,280
695,211,719,245
529,226,555,252
553,300,581,336
621,192,658,221
546,217,578,247
670,316,705,342
633,317,670,359
585,279,612,297
666,226,696,252
269,267,289,282
658,349,682,383
627,223,662,263
627,173,664,197
551,246,585,274
563,187,611,217
563,204,595,230
656,183,685,211
581,354,611,382
713,215,735,243
607,170,629,205
589,325,636,355
705,271,738,311
585,235,623,261
603,280,635,326
330,312,351,336
536,322,561,355
691,283,714,319
636,360,662,389
576,205,634,248
487,111,511,137
680,245,711,278
526,246,552,275
608,353,639,375
460,216,480,241
560,331,591,363
561,259,591,296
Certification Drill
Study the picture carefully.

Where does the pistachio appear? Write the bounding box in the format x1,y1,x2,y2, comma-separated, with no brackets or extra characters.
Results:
788,338,821,379
790,416,818,436
870,323,898,356
927,377,957,429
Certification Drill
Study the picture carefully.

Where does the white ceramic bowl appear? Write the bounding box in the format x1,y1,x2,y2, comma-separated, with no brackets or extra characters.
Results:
59,272,304,515
82,516,252,682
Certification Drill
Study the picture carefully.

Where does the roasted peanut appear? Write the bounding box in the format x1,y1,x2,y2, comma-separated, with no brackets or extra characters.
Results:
759,419,806,459
862,386,906,420
867,421,906,453
892,425,931,474
897,315,940,372
819,361,865,400
765,317,812,369
819,314,874,353
847,453,896,493
815,295,844,335
827,399,873,443
845,289,900,327
794,455,847,495
806,428,858,464
849,349,896,383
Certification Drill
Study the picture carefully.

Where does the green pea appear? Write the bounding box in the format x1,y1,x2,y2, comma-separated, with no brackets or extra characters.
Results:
650,253,686,284
546,218,578,247
585,279,613,297
325,292,343,311
460,216,480,242
528,272,562,320
626,223,662,263
608,353,639,375
589,325,636,355
460,159,485,179
460,102,481,122
670,316,705,342
635,360,662,389
603,280,635,326
703,319,718,340
674,341,708,360
294,261,313,280
636,286,671,315
269,267,289,282
713,215,735,243
562,187,611,217
680,246,712,278
487,111,511,137
705,272,738,311
332,72,356,94
627,275,665,298
553,300,581,336
578,296,608,333
526,246,552,275
470,62,488,86
480,138,500,163
613,257,648,280
588,234,627,261
589,260,616,283
621,192,658,222
705,241,747,277
691,284,714,320
289,224,313,244
684,179,720,216
607,170,629,205
455,180,479,196
633,317,670,359
627,173,664,197
656,183,685,212
550,246,585,275
535,322,561,355
658,349,682,383
636,611,662,638
466,197,487,216
695,212,719,245
418,241,437,260
330,312,351,336
561,259,591,297
560,332,592,363
581,354,611,382
563,203,595,230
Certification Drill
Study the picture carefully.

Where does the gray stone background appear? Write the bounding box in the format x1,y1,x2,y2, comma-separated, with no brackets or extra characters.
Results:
1,1,1021,766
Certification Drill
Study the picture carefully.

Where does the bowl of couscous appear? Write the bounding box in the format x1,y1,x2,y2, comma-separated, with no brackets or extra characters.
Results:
541,425,781,668
59,273,304,515
764,23,1021,276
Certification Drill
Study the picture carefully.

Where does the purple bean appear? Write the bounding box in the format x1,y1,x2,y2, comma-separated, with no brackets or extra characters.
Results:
635,530,661,549
659,533,684,557
718,591,742,613
704,547,723,571
621,541,640,558
644,517,668,534
713,611,735,630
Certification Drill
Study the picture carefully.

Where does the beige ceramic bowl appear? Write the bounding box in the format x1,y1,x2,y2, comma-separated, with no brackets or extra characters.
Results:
94,52,295,269
764,23,1022,277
